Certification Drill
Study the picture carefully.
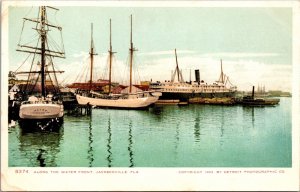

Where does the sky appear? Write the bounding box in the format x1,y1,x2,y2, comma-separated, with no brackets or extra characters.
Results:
8,5,292,92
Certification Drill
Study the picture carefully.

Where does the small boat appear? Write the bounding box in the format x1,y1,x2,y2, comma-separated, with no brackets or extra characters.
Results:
8,120,16,128
76,16,160,109
16,6,65,129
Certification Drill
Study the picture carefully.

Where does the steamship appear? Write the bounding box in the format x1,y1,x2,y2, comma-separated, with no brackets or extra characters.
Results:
150,49,237,102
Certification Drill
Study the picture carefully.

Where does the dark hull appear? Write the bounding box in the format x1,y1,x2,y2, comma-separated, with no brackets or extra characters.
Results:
9,100,21,121
236,100,280,106
159,91,236,101
19,117,63,131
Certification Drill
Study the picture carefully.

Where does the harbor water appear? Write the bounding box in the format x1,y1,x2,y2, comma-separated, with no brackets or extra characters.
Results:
8,97,291,167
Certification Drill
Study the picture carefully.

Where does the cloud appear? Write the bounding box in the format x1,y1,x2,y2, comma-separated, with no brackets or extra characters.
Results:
71,51,90,58
138,55,292,92
138,51,280,59
139,50,196,56
57,52,291,92
201,52,280,58
58,54,127,85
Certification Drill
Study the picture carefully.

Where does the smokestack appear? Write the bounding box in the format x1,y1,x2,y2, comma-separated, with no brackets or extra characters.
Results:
252,86,255,99
195,69,200,83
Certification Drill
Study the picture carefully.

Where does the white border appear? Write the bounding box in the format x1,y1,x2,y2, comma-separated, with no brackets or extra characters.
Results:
1,1,299,191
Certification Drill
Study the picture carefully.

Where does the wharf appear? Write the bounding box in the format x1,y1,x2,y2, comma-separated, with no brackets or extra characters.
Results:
189,97,235,105
155,96,279,106
178,101,189,106
155,100,180,105
65,104,92,116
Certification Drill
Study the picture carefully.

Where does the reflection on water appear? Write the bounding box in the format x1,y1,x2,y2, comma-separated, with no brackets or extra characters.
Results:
106,116,112,167
37,149,46,167
151,105,163,116
194,115,200,142
174,122,180,157
219,106,225,146
243,106,255,128
128,120,134,167
9,98,292,167
17,128,63,167
87,116,94,167
194,114,201,143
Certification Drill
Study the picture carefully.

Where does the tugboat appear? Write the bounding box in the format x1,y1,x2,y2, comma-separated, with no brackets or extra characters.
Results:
15,6,65,130
76,16,161,109
237,86,280,106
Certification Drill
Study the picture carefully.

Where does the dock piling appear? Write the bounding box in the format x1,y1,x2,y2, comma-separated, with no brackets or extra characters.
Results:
66,103,92,116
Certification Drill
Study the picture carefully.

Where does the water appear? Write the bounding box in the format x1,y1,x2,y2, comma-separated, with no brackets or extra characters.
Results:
9,97,292,167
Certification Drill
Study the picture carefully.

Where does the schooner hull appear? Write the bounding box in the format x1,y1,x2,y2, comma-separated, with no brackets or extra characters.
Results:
76,94,159,109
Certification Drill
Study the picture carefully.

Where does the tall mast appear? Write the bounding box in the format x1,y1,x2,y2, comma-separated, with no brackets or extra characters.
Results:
129,15,136,93
108,19,114,93
175,49,180,82
89,23,95,91
220,59,224,84
17,6,65,96
189,69,191,83
40,6,46,98
171,48,184,83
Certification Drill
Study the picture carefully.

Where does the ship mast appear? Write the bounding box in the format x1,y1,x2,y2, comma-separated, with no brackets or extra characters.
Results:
129,15,137,93
219,59,224,84
175,49,180,82
40,6,46,98
189,69,191,83
108,19,115,93
16,6,65,97
89,23,97,91
171,49,184,83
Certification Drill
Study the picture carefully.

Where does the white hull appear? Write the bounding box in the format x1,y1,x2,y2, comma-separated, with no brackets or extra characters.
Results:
151,81,237,94
76,93,159,109
19,103,64,119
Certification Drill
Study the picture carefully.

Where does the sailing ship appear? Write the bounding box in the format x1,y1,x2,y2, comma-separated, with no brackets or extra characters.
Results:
76,16,161,109
150,49,237,102
16,6,65,129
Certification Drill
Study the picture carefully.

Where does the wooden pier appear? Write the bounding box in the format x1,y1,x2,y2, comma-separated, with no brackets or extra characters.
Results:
188,97,236,105
155,100,180,105
65,104,92,116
